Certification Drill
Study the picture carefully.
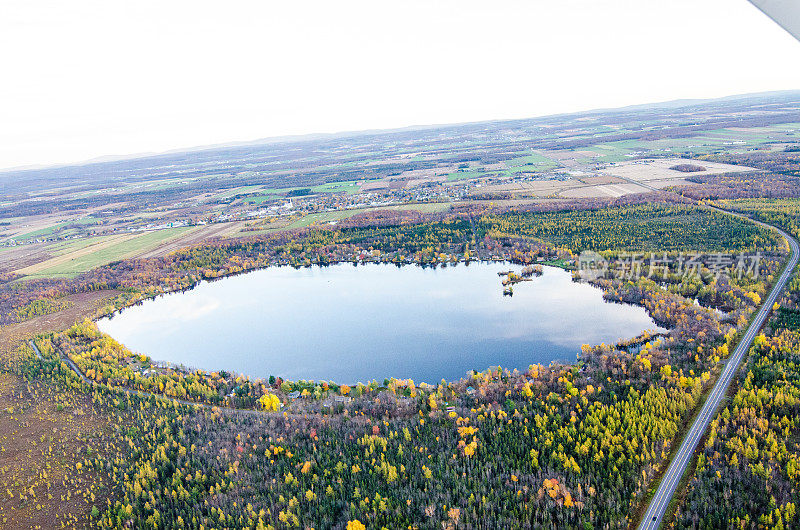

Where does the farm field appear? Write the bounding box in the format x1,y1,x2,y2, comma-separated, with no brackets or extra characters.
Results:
604,158,758,183
16,228,195,278
3,92,800,279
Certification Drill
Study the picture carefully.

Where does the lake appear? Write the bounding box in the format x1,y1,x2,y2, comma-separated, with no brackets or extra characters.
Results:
96,262,664,384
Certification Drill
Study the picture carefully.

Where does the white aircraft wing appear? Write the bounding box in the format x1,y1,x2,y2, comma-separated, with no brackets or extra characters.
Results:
748,0,800,42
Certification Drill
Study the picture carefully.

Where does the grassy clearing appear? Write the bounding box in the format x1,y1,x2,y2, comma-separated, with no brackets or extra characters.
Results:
45,235,121,256
446,169,486,181
505,152,558,171
286,210,363,228
539,258,573,269
22,228,192,278
13,217,101,241
311,180,373,194
287,203,453,229
14,223,68,241
243,180,380,204
582,143,641,163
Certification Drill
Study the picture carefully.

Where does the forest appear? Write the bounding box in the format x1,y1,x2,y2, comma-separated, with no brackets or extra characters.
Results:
673,199,800,529
2,195,793,528
480,203,781,253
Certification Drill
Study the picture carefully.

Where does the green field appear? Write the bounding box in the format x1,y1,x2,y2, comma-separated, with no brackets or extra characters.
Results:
310,180,369,194
25,227,193,278
13,225,64,240
446,169,486,181
287,203,453,229
47,234,122,256
505,152,558,171
580,134,760,161
286,210,363,228
582,141,647,162
13,216,100,241
243,180,380,204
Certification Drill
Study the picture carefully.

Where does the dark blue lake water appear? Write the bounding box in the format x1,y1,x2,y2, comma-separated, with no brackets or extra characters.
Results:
97,262,663,384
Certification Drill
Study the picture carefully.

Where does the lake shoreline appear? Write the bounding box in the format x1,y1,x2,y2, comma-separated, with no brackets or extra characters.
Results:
97,261,666,385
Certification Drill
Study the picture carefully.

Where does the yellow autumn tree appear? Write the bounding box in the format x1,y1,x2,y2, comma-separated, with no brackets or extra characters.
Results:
258,393,280,412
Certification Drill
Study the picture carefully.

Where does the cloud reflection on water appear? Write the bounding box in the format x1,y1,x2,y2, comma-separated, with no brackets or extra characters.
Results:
97,263,664,384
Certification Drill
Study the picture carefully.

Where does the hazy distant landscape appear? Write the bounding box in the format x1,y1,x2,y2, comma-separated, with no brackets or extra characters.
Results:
3,91,799,279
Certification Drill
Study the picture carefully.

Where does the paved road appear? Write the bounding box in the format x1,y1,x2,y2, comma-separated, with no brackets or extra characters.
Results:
62,352,91,385
638,212,799,529
28,340,42,360
30,338,94,384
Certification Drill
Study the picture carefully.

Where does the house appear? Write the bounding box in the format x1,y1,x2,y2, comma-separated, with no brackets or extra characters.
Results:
465,386,476,395
287,391,301,399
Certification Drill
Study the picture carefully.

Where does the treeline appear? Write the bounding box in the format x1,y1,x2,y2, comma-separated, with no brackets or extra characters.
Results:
480,203,782,253
717,197,800,242
675,171,800,201
701,150,800,179
674,270,800,529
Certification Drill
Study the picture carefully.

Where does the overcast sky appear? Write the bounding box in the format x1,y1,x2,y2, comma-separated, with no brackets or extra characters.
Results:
1,0,799,170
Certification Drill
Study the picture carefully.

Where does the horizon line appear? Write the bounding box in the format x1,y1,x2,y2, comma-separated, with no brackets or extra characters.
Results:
3,87,799,175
